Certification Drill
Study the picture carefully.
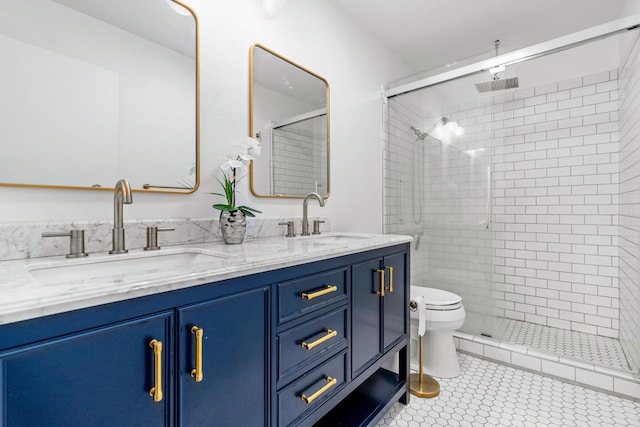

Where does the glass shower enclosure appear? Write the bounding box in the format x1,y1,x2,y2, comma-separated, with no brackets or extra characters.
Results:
383,15,640,376
383,72,495,337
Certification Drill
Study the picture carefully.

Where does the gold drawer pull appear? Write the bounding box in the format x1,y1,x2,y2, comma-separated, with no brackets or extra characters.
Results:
301,329,337,350
301,285,337,300
149,339,163,402
376,269,385,297
191,326,204,382
385,266,394,292
301,376,337,404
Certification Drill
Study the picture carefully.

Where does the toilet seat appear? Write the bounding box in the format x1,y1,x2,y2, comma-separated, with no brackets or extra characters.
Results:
421,287,462,311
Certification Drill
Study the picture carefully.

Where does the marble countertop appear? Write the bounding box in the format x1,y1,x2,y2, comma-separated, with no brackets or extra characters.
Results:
0,232,411,326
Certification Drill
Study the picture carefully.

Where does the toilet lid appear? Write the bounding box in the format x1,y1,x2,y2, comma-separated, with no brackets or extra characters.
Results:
421,287,462,311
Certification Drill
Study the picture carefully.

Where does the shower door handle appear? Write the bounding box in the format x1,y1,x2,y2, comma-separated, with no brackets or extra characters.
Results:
485,166,491,230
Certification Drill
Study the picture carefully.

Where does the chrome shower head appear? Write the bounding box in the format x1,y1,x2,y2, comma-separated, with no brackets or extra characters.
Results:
411,125,428,141
411,117,464,143
474,39,520,93
475,77,519,93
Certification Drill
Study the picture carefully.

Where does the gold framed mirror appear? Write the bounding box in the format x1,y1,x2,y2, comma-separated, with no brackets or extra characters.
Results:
249,43,330,199
0,0,199,194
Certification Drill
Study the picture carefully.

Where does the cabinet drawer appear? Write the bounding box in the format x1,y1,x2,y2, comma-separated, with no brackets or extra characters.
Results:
277,307,347,384
277,267,348,322
277,351,347,427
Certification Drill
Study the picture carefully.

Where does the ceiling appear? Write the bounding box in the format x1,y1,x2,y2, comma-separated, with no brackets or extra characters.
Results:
332,0,630,77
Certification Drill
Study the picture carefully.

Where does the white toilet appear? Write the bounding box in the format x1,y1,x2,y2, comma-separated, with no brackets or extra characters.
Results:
410,285,466,378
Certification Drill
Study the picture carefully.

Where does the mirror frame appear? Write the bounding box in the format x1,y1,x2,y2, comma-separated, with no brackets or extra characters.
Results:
0,0,200,194
249,43,330,199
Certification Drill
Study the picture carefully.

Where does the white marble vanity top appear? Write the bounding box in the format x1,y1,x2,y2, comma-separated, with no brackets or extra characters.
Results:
0,232,411,326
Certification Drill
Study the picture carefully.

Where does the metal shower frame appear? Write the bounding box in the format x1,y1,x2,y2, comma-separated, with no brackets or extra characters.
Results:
385,13,640,99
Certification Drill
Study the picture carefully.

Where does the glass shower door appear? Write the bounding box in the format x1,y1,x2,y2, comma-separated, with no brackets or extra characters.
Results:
383,72,495,337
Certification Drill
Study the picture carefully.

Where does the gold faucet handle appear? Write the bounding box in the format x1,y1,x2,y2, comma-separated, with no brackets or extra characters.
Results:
42,230,89,258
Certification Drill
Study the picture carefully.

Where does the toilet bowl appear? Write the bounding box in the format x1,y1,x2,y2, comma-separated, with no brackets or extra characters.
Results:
410,285,466,378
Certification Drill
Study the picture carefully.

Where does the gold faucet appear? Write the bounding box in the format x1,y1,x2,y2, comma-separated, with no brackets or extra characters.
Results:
109,179,133,254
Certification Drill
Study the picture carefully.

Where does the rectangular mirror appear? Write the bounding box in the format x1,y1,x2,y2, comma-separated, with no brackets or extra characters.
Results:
0,0,199,193
249,44,330,198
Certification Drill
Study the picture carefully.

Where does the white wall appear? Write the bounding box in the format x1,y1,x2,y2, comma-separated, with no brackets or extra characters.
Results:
0,0,410,234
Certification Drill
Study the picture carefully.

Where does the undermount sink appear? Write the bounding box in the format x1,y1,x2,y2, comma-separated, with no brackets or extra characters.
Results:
297,233,375,244
26,248,230,285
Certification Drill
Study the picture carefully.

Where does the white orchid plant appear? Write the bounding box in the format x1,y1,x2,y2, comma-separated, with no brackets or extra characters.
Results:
211,137,262,218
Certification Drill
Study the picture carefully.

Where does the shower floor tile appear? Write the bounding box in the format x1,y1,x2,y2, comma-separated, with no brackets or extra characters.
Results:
376,353,640,427
497,318,631,372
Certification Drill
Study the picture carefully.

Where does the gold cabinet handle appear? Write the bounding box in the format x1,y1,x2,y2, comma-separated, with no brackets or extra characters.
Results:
301,376,337,404
301,329,337,350
190,326,204,383
301,285,337,300
376,269,385,297
385,266,394,292
149,339,163,403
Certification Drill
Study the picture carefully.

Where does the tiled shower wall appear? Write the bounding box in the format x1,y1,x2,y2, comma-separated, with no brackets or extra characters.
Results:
272,117,327,196
383,97,429,283
384,97,494,335
384,69,626,341
491,70,621,339
619,34,640,372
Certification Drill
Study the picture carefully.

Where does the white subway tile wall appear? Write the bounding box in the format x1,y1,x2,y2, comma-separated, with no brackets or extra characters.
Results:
272,118,327,196
384,95,430,283
385,94,495,336
618,35,640,373
492,69,621,340
384,57,640,374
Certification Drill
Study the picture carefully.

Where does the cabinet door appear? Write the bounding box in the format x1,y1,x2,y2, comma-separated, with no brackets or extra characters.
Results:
351,257,383,376
178,287,269,427
383,252,407,350
1,312,173,427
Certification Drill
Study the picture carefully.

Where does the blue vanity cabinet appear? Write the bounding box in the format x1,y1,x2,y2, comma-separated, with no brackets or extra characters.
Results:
0,240,410,427
177,286,270,427
382,251,407,352
351,249,408,377
0,311,173,426
310,245,410,427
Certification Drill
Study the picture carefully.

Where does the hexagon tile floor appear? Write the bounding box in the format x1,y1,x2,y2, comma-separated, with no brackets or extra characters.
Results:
376,353,640,427
498,318,630,372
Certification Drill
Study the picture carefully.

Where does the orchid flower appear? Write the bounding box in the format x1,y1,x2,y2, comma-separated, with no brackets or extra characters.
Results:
211,137,262,218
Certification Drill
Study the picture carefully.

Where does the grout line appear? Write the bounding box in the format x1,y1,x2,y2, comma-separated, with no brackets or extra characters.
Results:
454,332,640,401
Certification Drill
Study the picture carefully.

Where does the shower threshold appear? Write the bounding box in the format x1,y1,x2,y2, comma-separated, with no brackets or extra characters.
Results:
453,324,640,401
497,318,630,372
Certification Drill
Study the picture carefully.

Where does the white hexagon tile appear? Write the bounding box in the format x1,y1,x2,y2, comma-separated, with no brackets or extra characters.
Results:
498,319,630,372
377,353,640,427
